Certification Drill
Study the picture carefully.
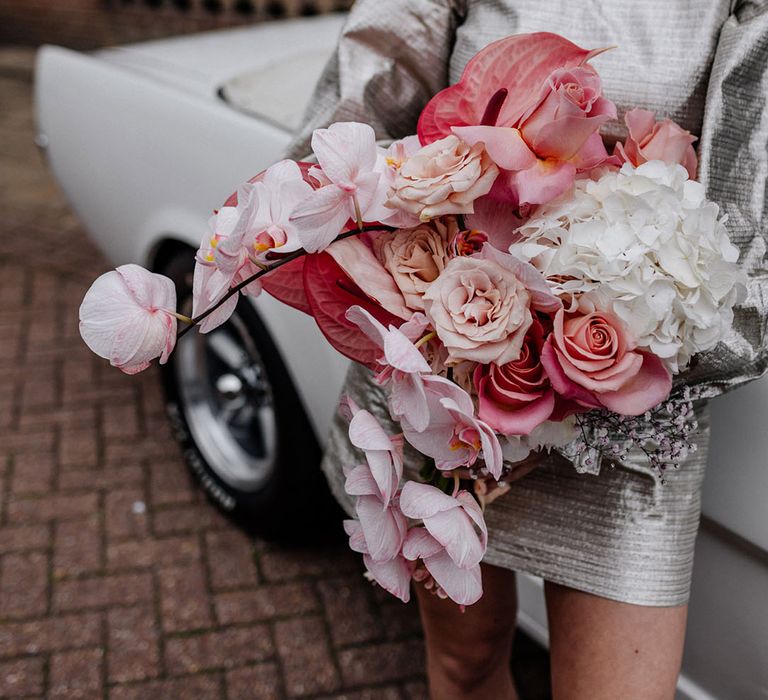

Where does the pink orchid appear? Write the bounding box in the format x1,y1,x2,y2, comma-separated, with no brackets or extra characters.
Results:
464,197,524,251
343,461,411,602
79,264,177,375
343,464,408,559
342,397,405,507
401,375,504,479
345,306,433,432
190,261,240,334
417,33,615,207
194,160,313,325
406,528,482,605
400,482,488,605
290,122,390,252
344,519,412,602
220,159,312,265
477,243,562,314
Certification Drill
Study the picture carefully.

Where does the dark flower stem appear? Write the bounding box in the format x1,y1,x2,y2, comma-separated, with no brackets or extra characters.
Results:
177,224,397,339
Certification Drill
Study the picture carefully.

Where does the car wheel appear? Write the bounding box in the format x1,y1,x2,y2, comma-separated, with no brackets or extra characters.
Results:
159,248,343,542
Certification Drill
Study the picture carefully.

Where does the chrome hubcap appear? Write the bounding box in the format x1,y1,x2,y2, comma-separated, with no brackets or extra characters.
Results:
175,306,277,492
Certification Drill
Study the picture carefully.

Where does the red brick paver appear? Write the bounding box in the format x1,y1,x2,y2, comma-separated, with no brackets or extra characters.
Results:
0,48,550,700
0,48,428,700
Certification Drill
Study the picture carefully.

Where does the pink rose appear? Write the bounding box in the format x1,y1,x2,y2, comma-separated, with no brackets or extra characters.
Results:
518,67,615,161
541,308,672,416
614,108,697,179
386,135,499,221
474,320,555,435
422,256,533,366
454,66,616,207
373,219,456,311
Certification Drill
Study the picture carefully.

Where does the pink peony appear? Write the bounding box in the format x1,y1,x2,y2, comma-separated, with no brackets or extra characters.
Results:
422,255,533,366
474,319,555,435
79,265,177,375
614,108,697,178
540,308,672,415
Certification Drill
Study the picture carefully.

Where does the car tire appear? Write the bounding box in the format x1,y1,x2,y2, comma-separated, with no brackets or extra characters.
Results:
159,248,343,543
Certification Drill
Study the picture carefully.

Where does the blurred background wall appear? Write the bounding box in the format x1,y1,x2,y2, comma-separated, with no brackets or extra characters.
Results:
0,0,352,49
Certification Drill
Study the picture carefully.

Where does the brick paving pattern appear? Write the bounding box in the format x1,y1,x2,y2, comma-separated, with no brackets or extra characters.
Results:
0,48,550,699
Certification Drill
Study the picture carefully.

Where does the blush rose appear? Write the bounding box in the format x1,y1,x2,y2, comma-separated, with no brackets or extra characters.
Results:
386,135,498,221
540,308,672,415
422,256,533,366
374,219,456,311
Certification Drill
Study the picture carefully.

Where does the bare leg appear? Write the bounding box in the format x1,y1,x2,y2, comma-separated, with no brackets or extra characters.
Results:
415,562,519,700
545,581,687,700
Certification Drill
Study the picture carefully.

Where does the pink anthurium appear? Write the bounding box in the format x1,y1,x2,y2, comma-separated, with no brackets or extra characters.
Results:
302,252,405,365
418,33,602,143
79,264,177,375
401,376,504,479
290,122,390,252
328,237,411,320
260,256,311,314
418,33,616,207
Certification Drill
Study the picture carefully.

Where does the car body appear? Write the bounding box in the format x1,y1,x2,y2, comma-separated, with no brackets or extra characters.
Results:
35,17,768,699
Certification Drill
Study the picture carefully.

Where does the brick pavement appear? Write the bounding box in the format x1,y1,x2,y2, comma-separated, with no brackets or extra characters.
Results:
0,48,550,699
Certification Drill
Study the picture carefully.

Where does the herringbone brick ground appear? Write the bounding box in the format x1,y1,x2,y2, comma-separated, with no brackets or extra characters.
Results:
0,47,550,700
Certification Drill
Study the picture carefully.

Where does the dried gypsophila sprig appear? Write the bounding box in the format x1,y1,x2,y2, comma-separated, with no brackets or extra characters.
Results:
568,386,702,481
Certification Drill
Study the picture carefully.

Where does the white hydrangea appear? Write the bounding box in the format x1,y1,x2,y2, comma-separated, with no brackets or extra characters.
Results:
511,161,746,372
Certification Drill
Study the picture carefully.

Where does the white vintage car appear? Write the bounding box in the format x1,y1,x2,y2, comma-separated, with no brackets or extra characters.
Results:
35,16,767,699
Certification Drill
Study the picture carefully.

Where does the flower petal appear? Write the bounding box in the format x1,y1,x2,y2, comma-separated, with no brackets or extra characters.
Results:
399,481,460,521
423,552,482,606
362,554,412,602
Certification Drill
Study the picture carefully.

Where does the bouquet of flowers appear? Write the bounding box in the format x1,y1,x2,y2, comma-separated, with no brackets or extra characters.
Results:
79,33,745,607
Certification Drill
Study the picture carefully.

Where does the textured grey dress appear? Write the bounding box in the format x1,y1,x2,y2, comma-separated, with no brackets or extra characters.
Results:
287,0,768,606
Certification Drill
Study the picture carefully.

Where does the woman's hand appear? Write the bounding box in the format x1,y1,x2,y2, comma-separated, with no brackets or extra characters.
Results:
442,451,546,508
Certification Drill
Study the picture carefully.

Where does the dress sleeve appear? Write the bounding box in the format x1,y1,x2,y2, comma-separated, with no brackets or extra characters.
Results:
285,0,466,159
684,3,768,399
